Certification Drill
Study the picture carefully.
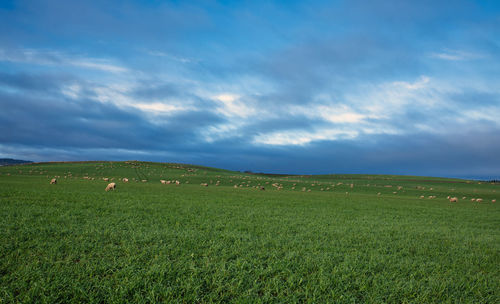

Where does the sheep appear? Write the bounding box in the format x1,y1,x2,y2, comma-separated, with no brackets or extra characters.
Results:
50,178,57,184
103,177,109,182
260,186,265,191
201,183,208,187
123,178,129,183
160,180,166,184
449,197,458,203
492,199,496,203
476,198,483,203
419,195,424,199
105,182,116,191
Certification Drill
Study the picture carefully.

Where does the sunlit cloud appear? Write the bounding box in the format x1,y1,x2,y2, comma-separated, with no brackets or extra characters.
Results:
212,94,258,118
254,128,359,146
133,102,188,114
295,104,369,124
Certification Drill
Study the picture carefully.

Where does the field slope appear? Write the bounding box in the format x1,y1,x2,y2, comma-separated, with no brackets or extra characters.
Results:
0,161,499,303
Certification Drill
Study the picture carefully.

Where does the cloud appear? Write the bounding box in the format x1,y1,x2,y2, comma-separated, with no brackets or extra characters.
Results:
253,129,359,146
133,103,188,114
146,50,194,63
429,50,485,61
1,0,499,178
0,71,75,93
0,48,128,73
212,94,258,118
0,85,223,152
70,59,128,73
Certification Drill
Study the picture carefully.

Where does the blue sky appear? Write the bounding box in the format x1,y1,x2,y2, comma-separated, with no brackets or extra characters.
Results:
1,0,499,178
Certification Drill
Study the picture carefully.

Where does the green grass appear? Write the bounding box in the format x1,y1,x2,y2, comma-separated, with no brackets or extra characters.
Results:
0,161,499,303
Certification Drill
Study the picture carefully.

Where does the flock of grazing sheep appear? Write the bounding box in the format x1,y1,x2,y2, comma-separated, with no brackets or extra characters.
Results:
45,175,497,204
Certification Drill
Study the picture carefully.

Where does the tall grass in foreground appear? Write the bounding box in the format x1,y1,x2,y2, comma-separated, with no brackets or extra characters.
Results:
0,162,498,303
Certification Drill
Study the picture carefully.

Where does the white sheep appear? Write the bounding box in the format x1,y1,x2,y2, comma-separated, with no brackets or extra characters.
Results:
105,182,116,191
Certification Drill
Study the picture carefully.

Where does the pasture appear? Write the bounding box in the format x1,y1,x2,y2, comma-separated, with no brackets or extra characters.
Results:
0,161,498,303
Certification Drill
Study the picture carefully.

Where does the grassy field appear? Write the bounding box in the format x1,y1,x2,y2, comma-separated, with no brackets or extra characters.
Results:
0,161,498,303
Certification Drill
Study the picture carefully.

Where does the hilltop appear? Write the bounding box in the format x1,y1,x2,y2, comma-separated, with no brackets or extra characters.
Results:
0,158,32,166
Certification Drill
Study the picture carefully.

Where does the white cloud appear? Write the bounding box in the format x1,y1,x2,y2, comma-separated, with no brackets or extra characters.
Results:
429,49,484,61
133,102,187,114
92,84,134,105
71,59,128,73
0,48,128,74
212,93,257,118
147,50,194,63
347,75,441,119
254,128,359,146
391,76,430,90
460,107,500,126
201,123,243,143
214,94,239,103
61,84,82,99
299,104,369,124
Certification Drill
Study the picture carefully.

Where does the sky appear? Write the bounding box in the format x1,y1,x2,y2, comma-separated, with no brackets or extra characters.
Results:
1,0,499,178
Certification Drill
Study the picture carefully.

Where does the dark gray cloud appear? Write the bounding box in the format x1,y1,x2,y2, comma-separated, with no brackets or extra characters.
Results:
3,125,499,179
0,71,74,93
0,88,224,151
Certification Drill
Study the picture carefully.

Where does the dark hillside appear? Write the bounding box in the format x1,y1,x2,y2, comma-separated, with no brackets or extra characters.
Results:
0,158,33,166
